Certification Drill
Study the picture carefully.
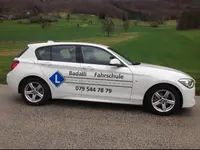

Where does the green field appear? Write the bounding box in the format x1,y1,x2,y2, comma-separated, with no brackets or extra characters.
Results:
0,15,200,94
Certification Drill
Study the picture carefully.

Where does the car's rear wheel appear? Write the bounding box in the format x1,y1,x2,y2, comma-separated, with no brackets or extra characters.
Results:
21,78,51,105
144,84,182,116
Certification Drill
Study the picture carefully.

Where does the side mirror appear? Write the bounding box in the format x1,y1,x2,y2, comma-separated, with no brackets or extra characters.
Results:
110,58,122,67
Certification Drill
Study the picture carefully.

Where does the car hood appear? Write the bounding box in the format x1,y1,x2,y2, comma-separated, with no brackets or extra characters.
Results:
130,63,193,80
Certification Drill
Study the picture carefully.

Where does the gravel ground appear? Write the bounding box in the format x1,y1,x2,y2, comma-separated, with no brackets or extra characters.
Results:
0,84,200,149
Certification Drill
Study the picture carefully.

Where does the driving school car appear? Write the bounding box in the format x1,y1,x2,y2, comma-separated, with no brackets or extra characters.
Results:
6,41,196,115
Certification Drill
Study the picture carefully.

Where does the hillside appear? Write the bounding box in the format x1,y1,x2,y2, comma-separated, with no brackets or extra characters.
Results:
0,0,199,20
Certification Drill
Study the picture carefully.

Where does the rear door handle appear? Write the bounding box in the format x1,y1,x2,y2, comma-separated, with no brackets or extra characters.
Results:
83,67,94,70
40,62,52,66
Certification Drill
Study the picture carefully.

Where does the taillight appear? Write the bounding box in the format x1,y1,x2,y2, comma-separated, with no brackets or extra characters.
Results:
11,60,19,70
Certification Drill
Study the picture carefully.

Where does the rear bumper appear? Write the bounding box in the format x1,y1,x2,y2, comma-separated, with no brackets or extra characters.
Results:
6,71,20,94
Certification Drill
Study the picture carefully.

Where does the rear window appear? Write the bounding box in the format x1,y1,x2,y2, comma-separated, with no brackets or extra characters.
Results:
35,46,51,61
16,47,28,58
35,45,77,63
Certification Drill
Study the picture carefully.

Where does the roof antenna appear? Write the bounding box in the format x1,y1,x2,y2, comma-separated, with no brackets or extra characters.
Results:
47,40,54,43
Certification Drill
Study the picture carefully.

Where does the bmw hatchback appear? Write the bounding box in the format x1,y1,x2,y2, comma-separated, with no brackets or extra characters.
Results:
7,41,196,115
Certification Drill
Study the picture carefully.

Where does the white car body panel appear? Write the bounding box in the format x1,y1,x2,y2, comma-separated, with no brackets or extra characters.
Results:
6,42,196,108
38,60,82,98
80,63,133,100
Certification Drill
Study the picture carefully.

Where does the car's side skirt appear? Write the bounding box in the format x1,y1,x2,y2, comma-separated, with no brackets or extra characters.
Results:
55,95,143,106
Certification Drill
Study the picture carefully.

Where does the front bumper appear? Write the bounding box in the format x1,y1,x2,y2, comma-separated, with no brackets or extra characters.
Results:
182,86,195,108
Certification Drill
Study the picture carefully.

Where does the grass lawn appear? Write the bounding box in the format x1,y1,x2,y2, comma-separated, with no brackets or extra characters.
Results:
111,28,200,94
0,15,200,94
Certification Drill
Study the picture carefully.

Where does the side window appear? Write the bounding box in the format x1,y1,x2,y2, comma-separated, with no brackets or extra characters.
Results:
81,46,113,65
52,45,76,62
35,47,51,61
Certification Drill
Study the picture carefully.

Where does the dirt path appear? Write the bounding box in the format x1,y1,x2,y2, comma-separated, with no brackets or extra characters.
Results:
0,51,19,56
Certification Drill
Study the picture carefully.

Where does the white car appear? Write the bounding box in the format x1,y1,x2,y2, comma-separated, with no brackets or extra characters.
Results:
7,41,195,115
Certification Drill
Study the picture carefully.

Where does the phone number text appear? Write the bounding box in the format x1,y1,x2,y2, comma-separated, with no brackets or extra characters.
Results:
75,86,112,93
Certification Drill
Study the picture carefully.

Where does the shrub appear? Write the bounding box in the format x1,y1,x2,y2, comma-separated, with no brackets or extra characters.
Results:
99,12,106,20
150,22,159,28
134,20,139,26
156,19,164,25
88,20,93,24
41,22,52,29
123,20,130,32
18,19,30,24
42,15,58,23
30,15,58,24
80,23,88,27
30,16,42,23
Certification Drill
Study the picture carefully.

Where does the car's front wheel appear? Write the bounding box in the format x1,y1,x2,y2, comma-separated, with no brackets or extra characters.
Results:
21,78,51,105
144,84,182,115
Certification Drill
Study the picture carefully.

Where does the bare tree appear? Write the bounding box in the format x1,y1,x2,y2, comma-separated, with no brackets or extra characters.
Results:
67,11,71,21
0,1,4,13
32,5,42,16
177,7,200,30
122,12,128,22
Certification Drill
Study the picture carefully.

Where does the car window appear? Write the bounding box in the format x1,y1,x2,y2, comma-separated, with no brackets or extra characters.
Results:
81,46,113,65
51,45,76,62
35,46,51,61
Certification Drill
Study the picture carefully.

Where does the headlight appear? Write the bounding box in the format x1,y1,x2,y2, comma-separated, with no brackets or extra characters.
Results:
178,78,195,89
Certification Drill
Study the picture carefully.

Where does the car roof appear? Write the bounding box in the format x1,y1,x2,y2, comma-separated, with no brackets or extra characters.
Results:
28,41,109,49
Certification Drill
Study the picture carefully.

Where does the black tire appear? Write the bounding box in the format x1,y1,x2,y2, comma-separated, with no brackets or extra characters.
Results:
144,84,182,116
21,77,51,106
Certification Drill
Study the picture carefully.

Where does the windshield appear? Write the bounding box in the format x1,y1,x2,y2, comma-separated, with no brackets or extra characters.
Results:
108,47,140,65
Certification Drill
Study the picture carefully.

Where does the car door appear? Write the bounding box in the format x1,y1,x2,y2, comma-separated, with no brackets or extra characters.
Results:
79,45,133,101
36,45,82,98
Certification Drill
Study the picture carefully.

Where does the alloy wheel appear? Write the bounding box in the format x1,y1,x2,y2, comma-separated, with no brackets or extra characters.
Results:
151,89,176,113
24,82,44,103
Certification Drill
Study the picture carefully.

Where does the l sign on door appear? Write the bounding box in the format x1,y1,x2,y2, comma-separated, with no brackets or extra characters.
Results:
55,75,61,84
49,71,65,87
